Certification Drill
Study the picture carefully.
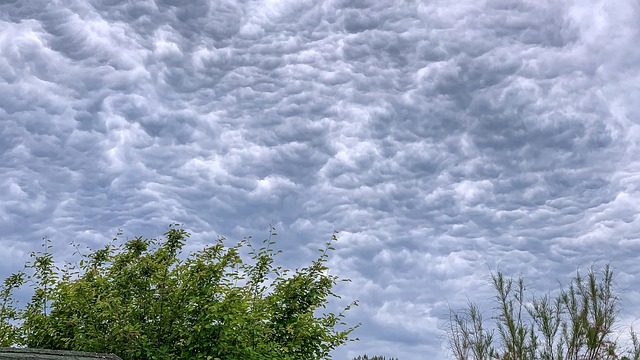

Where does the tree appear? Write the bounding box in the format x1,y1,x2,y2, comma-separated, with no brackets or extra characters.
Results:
445,265,640,360
352,355,399,360
0,225,360,360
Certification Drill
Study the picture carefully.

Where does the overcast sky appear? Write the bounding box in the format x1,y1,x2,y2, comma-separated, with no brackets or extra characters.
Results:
1,0,640,358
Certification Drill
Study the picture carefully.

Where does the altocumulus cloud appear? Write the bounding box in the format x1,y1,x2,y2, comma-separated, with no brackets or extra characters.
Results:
1,0,640,358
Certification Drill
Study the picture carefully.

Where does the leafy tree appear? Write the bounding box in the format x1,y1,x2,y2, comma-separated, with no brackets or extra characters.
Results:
352,355,399,360
0,225,360,360
446,265,640,360
0,272,24,347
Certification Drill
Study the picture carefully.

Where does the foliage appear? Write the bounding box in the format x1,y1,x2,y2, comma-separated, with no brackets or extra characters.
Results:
352,354,399,360
446,265,640,360
0,272,24,347
0,225,360,360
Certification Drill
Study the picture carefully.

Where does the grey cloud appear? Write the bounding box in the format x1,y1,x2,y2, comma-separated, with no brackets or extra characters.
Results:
1,0,639,359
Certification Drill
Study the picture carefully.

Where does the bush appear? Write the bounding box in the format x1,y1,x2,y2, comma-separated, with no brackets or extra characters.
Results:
0,225,360,360
445,265,640,360
352,355,399,360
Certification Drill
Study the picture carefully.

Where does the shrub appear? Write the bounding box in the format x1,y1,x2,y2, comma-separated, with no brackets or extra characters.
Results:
0,225,360,360
445,265,640,360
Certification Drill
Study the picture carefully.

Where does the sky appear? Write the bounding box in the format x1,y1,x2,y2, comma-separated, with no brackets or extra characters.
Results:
1,0,640,358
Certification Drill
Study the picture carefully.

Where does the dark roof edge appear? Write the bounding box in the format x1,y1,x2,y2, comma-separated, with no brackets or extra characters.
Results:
0,348,122,360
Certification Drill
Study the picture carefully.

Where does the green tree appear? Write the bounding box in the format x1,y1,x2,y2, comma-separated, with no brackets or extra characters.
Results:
0,225,360,360
445,265,640,360
0,272,25,347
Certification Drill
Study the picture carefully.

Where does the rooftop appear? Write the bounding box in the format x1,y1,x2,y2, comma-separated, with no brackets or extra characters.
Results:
0,348,122,360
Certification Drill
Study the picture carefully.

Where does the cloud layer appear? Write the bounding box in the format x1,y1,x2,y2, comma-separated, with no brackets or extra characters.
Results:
1,0,640,358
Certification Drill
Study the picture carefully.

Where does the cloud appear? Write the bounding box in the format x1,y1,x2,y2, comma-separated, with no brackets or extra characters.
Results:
0,0,639,358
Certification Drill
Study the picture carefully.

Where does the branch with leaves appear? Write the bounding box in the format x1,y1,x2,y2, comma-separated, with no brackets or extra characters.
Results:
0,225,360,360
446,265,640,360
